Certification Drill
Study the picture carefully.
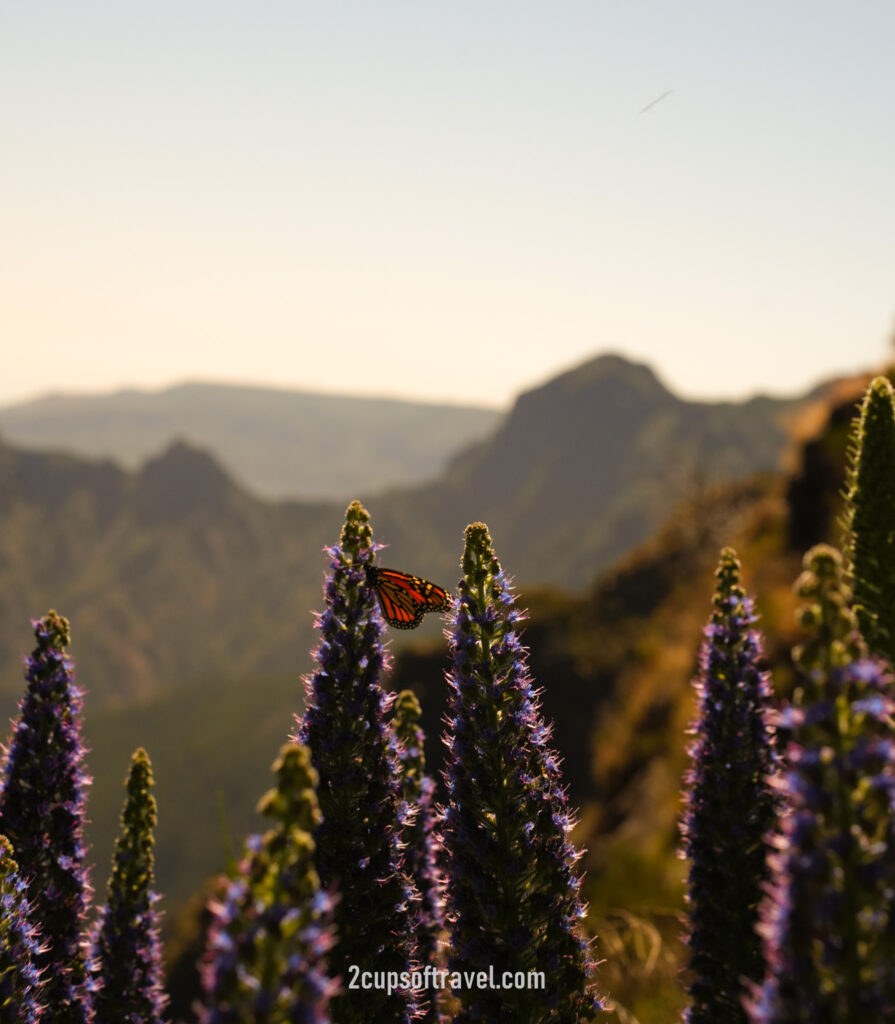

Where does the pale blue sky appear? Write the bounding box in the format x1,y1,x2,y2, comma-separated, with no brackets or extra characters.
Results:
4,2,894,408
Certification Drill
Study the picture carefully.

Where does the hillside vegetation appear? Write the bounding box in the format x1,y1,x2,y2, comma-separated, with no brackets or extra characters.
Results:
100,371,865,936
0,354,814,711
1,362,873,1023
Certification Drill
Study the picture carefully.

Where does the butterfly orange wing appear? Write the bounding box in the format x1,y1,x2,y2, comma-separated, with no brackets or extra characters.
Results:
365,565,452,630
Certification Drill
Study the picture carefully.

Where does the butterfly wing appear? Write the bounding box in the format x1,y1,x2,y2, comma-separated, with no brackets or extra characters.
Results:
374,569,426,629
365,565,452,630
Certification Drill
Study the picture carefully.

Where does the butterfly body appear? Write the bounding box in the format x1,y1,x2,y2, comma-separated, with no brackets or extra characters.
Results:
365,565,452,629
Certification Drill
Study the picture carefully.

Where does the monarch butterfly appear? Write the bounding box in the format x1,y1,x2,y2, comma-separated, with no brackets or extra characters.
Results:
364,564,452,630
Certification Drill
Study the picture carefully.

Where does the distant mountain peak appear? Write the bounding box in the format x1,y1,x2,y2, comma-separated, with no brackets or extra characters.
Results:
136,439,240,521
538,352,671,399
505,352,675,439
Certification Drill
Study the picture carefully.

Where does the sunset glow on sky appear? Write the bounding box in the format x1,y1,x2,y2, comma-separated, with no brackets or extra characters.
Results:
4,3,894,408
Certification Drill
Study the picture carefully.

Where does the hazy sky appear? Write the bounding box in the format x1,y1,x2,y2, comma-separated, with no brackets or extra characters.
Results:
4,2,894,409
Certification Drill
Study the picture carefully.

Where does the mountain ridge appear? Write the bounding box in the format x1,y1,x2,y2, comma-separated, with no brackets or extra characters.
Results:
0,352,829,709
379,351,809,588
0,380,502,502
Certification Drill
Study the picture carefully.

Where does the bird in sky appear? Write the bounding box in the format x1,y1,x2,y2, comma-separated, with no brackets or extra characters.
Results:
640,89,673,114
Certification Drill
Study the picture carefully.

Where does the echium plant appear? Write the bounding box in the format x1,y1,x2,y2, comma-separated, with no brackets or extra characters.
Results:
750,545,895,1023
391,690,444,1023
294,501,419,1024
201,742,336,1024
843,374,895,664
90,747,168,1024
0,834,45,1022
0,611,91,1023
441,523,600,1023
680,548,781,1024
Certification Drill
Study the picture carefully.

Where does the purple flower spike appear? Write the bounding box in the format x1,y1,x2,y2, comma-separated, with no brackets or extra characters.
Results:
843,375,895,665
749,546,895,1021
90,748,168,1023
442,523,600,1022
0,834,46,1021
294,501,419,1024
681,548,781,1023
0,611,92,1023
392,690,445,1023
200,743,336,1024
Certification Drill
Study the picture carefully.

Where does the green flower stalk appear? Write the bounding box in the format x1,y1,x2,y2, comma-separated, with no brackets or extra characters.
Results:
750,546,895,1022
843,374,895,664
0,835,45,1022
0,612,91,1023
89,748,168,1023
441,523,600,1023
681,548,781,1023
201,743,336,1023
391,691,444,1023
294,501,418,1024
